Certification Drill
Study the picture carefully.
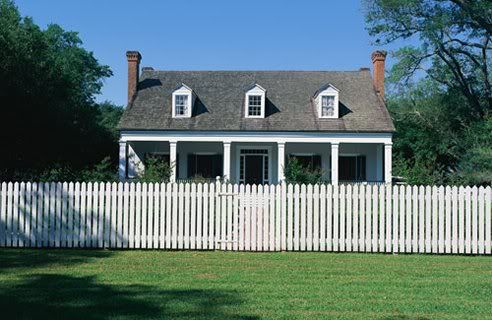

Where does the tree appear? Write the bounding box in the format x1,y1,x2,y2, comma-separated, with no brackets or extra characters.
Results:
0,0,120,180
364,0,492,118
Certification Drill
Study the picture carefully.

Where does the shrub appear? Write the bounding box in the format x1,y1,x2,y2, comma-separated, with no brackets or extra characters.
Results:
137,156,172,183
283,158,324,185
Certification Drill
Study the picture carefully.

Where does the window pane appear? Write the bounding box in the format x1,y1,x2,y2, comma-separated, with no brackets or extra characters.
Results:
321,95,335,117
248,95,262,116
187,154,223,179
339,156,366,181
175,95,188,116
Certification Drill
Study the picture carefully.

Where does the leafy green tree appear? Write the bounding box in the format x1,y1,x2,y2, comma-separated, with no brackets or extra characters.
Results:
0,0,120,181
364,0,492,118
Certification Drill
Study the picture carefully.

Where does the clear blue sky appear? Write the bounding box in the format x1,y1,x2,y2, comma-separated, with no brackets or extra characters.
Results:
15,0,397,106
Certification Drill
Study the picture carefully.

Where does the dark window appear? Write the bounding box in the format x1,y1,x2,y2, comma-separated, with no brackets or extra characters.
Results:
289,155,322,170
187,154,223,179
339,156,366,181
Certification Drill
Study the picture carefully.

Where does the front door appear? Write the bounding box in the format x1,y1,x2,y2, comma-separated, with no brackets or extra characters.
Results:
239,148,269,185
245,155,264,185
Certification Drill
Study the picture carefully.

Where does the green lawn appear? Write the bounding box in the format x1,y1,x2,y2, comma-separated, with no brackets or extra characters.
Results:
0,250,491,320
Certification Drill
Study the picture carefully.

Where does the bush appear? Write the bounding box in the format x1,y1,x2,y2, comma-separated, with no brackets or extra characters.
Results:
137,156,172,183
284,158,324,185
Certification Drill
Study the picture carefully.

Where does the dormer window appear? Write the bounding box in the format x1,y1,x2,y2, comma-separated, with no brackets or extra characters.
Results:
248,95,262,116
172,83,194,118
245,84,266,118
321,95,335,117
175,95,189,116
314,83,339,119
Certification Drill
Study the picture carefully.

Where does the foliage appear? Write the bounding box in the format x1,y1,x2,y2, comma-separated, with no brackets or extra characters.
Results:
365,0,492,185
284,158,324,185
454,116,492,185
364,0,492,118
137,156,172,183
0,0,120,181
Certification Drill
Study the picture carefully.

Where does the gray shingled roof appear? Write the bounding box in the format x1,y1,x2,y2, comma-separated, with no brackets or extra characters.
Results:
118,70,395,132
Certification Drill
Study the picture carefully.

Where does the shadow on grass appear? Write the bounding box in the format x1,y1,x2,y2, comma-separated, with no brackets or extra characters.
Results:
0,274,259,320
0,249,114,271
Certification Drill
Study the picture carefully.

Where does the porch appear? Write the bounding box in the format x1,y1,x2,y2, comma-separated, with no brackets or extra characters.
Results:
119,131,392,184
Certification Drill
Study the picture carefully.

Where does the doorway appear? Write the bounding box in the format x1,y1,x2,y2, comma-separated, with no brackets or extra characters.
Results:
239,148,270,185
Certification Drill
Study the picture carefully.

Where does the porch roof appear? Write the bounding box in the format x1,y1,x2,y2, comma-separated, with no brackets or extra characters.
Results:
118,70,395,133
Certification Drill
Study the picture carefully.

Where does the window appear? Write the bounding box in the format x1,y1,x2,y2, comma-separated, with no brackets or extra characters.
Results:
315,83,339,118
248,95,262,117
187,154,223,179
245,84,266,118
289,154,322,171
339,156,366,181
321,95,335,117
174,95,188,116
172,84,194,118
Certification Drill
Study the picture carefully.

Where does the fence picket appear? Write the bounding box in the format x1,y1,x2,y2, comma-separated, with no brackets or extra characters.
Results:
451,186,458,254
360,185,366,252
0,183,6,247
105,183,112,248
184,183,191,250
438,186,445,253
294,184,300,251
405,185,412,252
196,183,202,250
471,186,478,254
191,183,197,250
445,186,452,253
373,185,379,252
366,185,373,252
256,185,263,251
339,184,346,252
313,184,320,252
262,184,269,251
326,185,333,252
485,187,491,254
459,186,465,254
300,184,307,251
234,184,240,251
353,184,359,252
465,187,472,254
319,184,326,252
306,184,313,251
399,185,405,253
346,185,352,252
333,185,339,252
478,187,485,254
147,183,154,249
485,186,492,254
166,182,172,249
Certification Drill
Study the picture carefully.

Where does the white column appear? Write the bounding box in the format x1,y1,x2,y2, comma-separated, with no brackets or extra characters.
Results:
384,142,392,184
169,140,177,182
118,141,127,180
223,141,231,181
277,142,285,183
331,142,339,185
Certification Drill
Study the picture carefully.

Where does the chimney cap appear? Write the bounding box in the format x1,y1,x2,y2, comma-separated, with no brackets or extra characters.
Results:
359,67,370,71
142,66,154,72
126,51,142,61
371,50,387,63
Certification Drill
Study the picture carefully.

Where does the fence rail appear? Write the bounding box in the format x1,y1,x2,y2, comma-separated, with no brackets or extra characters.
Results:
0,181,490,254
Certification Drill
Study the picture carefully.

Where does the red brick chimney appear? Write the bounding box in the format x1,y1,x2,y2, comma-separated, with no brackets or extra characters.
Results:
126,51,142,105
371,50,387,98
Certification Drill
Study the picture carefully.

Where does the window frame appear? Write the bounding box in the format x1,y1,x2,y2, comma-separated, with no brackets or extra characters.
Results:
338,155,367,182
172,84,194,118
187,153,223,179
245,84,266,118
315,84,339,119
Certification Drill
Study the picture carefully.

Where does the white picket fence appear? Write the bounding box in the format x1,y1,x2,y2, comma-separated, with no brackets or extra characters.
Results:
0,181,491,254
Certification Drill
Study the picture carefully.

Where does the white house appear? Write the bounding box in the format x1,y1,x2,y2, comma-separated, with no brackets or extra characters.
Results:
118,51,394,184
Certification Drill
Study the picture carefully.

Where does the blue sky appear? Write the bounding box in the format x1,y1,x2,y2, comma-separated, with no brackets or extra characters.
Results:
15,0,398,106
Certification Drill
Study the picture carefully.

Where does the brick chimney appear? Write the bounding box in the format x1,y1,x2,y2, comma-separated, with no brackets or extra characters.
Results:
126,51,142,105
371,50,387,98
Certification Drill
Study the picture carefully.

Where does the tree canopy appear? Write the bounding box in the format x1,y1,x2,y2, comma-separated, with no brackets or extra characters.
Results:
365,0,492,185
0,0,122,181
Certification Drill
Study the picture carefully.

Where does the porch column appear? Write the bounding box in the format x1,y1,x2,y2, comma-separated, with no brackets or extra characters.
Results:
169,140,177,182
118,141,127,180
223,141,231,181
331,142,339,185
384,142,392,184
277,142,285,183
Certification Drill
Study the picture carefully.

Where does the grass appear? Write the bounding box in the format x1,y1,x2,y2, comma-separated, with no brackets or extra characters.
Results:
0,250,491,319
